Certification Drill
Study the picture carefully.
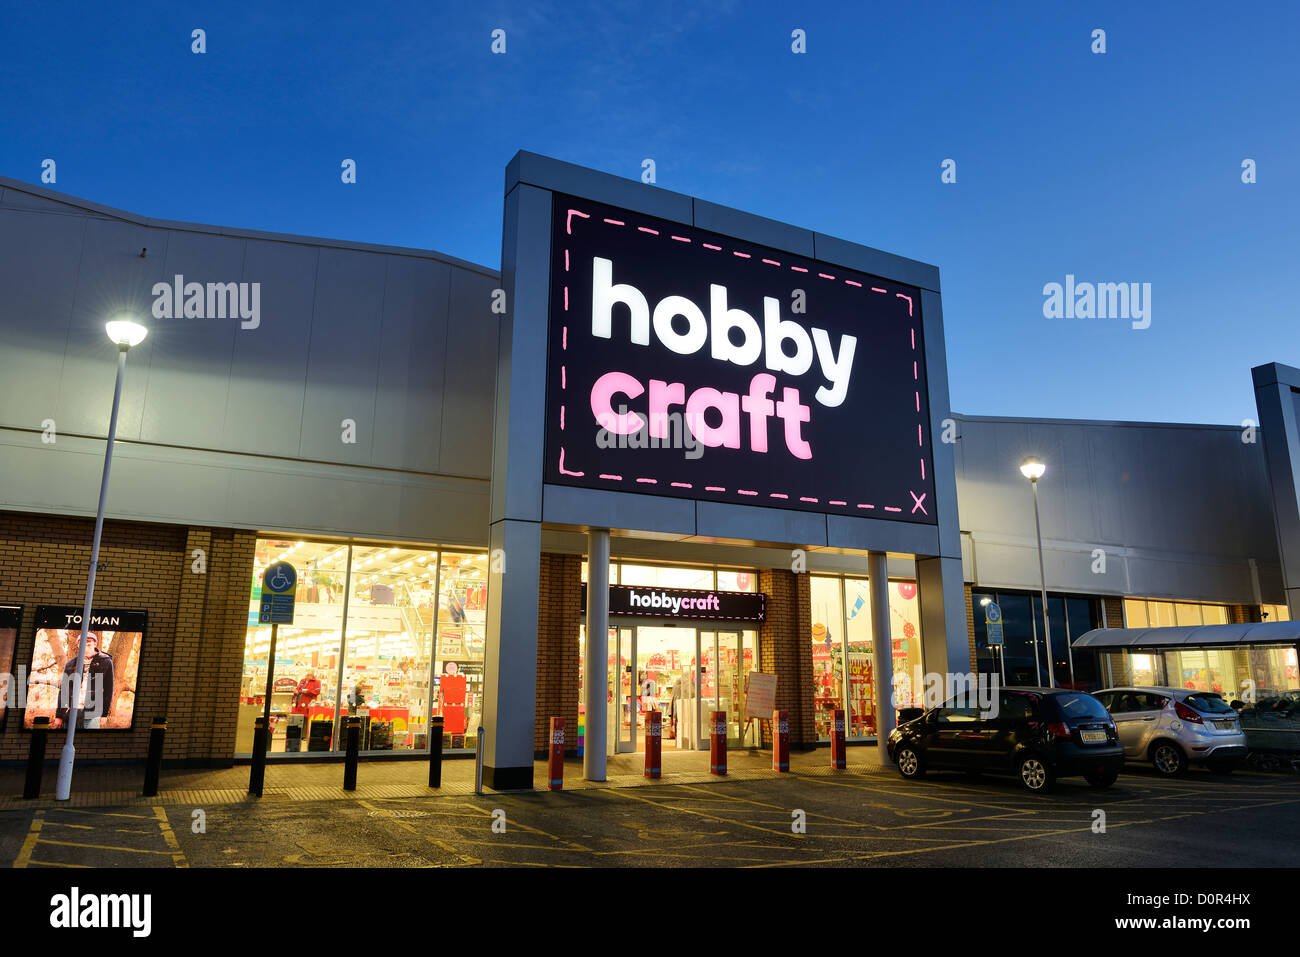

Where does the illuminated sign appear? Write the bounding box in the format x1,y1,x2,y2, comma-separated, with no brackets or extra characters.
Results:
545,194,936,523
581,584,766,622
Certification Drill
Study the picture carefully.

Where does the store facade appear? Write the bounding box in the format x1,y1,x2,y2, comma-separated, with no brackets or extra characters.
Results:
0,155,1296,784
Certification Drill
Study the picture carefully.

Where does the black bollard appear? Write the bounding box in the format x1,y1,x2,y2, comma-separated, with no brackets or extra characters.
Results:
342,716,361,791
142,717,166,797
428,716,445,788
248,717,268,797
24,717,50,799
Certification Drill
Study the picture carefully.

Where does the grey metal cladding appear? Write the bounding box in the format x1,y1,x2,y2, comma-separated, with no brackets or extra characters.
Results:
690,199,815,257
695,501,828,548
371,255,452,474
506,150,694,225
0,208,84,430
297,247,388,464
813,232,941,293
141,229,244,448
55,217,171,442
542,483,695,535
222,238,318,457
438,266,500,479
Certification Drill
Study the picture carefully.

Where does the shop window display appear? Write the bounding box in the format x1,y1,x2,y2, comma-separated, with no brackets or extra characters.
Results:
809,576,844,741
434,552,489,749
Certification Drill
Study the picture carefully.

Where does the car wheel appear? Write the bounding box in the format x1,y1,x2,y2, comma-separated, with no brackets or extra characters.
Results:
1084,768,1119,788
1018,755,1055,792
896,746,924,779
1151,741,1187,776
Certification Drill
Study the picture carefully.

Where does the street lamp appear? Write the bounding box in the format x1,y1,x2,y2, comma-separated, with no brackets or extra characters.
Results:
1019,457,1055,688
54,314,148,800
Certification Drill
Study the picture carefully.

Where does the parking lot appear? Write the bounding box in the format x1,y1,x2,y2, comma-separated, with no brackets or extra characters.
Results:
3,762,1297,869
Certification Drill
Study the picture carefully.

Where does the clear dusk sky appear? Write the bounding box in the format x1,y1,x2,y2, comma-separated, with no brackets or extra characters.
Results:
1,1,1295,425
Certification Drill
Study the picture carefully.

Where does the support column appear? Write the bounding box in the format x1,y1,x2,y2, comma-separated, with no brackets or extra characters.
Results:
481,519,542,790
868,551,895,765
584,528,610,781
917,555,973,683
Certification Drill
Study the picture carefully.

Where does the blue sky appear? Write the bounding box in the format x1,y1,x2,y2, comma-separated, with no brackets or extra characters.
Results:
2,0,1295,425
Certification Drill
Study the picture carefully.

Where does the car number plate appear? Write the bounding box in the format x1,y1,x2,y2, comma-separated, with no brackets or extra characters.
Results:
1080,730,1106,744
1214,721,1236,730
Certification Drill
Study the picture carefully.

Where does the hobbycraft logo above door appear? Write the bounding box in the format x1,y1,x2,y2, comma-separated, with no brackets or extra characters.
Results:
544,193,937,525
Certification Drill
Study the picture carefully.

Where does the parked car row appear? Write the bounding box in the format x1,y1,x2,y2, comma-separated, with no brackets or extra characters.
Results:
886,684,1249,792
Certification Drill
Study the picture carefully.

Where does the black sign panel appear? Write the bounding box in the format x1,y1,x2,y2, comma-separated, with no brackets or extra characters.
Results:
545,193,936,524
581,584,766,622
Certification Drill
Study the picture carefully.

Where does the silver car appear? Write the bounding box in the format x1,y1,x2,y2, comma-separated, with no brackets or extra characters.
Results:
1093,687,1249,776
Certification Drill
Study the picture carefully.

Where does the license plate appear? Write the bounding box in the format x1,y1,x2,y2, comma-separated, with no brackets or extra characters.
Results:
1214,721,1236,731
1080,730,1106,744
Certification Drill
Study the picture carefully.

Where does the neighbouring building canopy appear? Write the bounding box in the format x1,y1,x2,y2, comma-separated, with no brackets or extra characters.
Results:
1074,621,1300,649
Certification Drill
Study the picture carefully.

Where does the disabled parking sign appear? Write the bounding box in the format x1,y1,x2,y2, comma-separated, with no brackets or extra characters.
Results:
258,561,297,624
984,601,1003,645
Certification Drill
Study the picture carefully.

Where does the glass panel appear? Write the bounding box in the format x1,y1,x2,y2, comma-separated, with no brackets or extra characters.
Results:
1201,604,1229,625
433,551,489,750
809,576,844,741
716,569,758,592
342,545,438,751
1031,595,1069,686
1065,598,1100,689
1123,599,1149,629
1174,602,1204,627
1147,601,1178,629
1128,652,1161,686
843,578,875,737
995,593,1037,685
736,630,761,746
1262,604,1291,623
239,539,348,755
619,563,714,590
889,581,925,706
636,625,697,750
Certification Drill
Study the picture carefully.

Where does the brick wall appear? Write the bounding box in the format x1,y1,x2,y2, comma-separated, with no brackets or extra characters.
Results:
758,569,815,748
1101,596,1125,629
1228,604,1263,624
534,552,581,755
965,584,977,670
0,510,255,766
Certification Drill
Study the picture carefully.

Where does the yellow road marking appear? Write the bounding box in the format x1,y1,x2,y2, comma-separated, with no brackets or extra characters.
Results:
154,807,188,868
24,859,91,868
14,813,44,868
594,785,793,837
35,839,178,855
355,799,482,865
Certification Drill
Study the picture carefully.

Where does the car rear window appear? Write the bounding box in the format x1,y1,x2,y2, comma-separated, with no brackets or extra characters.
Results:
1185,693,1233,715
1049,692,1110,721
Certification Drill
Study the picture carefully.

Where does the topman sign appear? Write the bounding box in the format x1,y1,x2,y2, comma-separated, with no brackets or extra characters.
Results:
544,193,937,523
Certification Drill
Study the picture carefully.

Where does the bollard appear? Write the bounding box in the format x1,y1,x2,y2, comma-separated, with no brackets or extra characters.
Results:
644,710,661,779
24,716,50,799
474,726,485,795
547,717,565,790
709,710,727,775
248,716,268,797
772,709,789,772
428,716,445,788
142,717,166,797
342,716,361,791
831,708,846,770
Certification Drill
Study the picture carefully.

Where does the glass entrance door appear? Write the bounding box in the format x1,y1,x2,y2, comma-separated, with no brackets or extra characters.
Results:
634,625,700,751
609,626,635,754
701,630,762,747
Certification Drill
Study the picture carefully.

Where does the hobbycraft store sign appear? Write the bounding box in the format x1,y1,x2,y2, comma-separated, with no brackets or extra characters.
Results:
545,194,936,523
581,584,766,622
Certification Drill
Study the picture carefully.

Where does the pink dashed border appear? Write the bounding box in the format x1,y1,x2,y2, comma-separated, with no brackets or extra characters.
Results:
560,206,929,517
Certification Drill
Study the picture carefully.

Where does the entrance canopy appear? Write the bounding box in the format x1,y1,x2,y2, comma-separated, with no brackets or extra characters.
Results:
1073,620,1299,649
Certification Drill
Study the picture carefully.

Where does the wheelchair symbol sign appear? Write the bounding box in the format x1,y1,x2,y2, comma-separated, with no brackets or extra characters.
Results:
263,562,296,594
259,562,297,624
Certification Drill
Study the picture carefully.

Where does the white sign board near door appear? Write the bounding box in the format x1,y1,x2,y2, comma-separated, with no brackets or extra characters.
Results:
744,672,777,719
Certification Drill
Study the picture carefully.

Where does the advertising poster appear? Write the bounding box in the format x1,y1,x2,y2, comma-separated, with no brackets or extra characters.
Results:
0,605,20,731
23,606,147,731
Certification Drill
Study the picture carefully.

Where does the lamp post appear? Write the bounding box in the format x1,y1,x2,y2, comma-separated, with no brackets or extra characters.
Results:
1019,457,1055,688
54,316,148,801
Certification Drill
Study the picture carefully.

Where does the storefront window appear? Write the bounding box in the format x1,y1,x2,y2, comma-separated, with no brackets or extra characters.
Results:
888,581,925,708
809,576,844,741
434,551,489,749
843,579,874,736
341,545,437,751
1124,597,1230,628
239,539,348,754
716,569,758,592
619,563,714,590
1262,604,1291,623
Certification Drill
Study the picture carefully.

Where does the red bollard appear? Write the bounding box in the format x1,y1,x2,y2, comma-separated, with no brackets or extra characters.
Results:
831,708,846,770
709,710,727,775
645,710,662,779
548,717,565,790
772,709,789,772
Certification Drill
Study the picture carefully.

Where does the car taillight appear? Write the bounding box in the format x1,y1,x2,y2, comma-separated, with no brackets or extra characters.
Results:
1174,701,1203,724
1047,722,1072,739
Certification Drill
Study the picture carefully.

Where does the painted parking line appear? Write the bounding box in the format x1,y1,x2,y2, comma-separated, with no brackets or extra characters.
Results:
12,807,189,868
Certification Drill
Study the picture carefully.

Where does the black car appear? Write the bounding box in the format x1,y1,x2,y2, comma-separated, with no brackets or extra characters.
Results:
886,687,1126,792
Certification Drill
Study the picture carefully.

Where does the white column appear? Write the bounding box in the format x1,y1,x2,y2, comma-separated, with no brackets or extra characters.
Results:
584,528,610,781
868,551,895,766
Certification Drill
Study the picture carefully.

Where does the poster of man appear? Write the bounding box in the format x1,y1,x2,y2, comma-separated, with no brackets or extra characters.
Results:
23,606,147,731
